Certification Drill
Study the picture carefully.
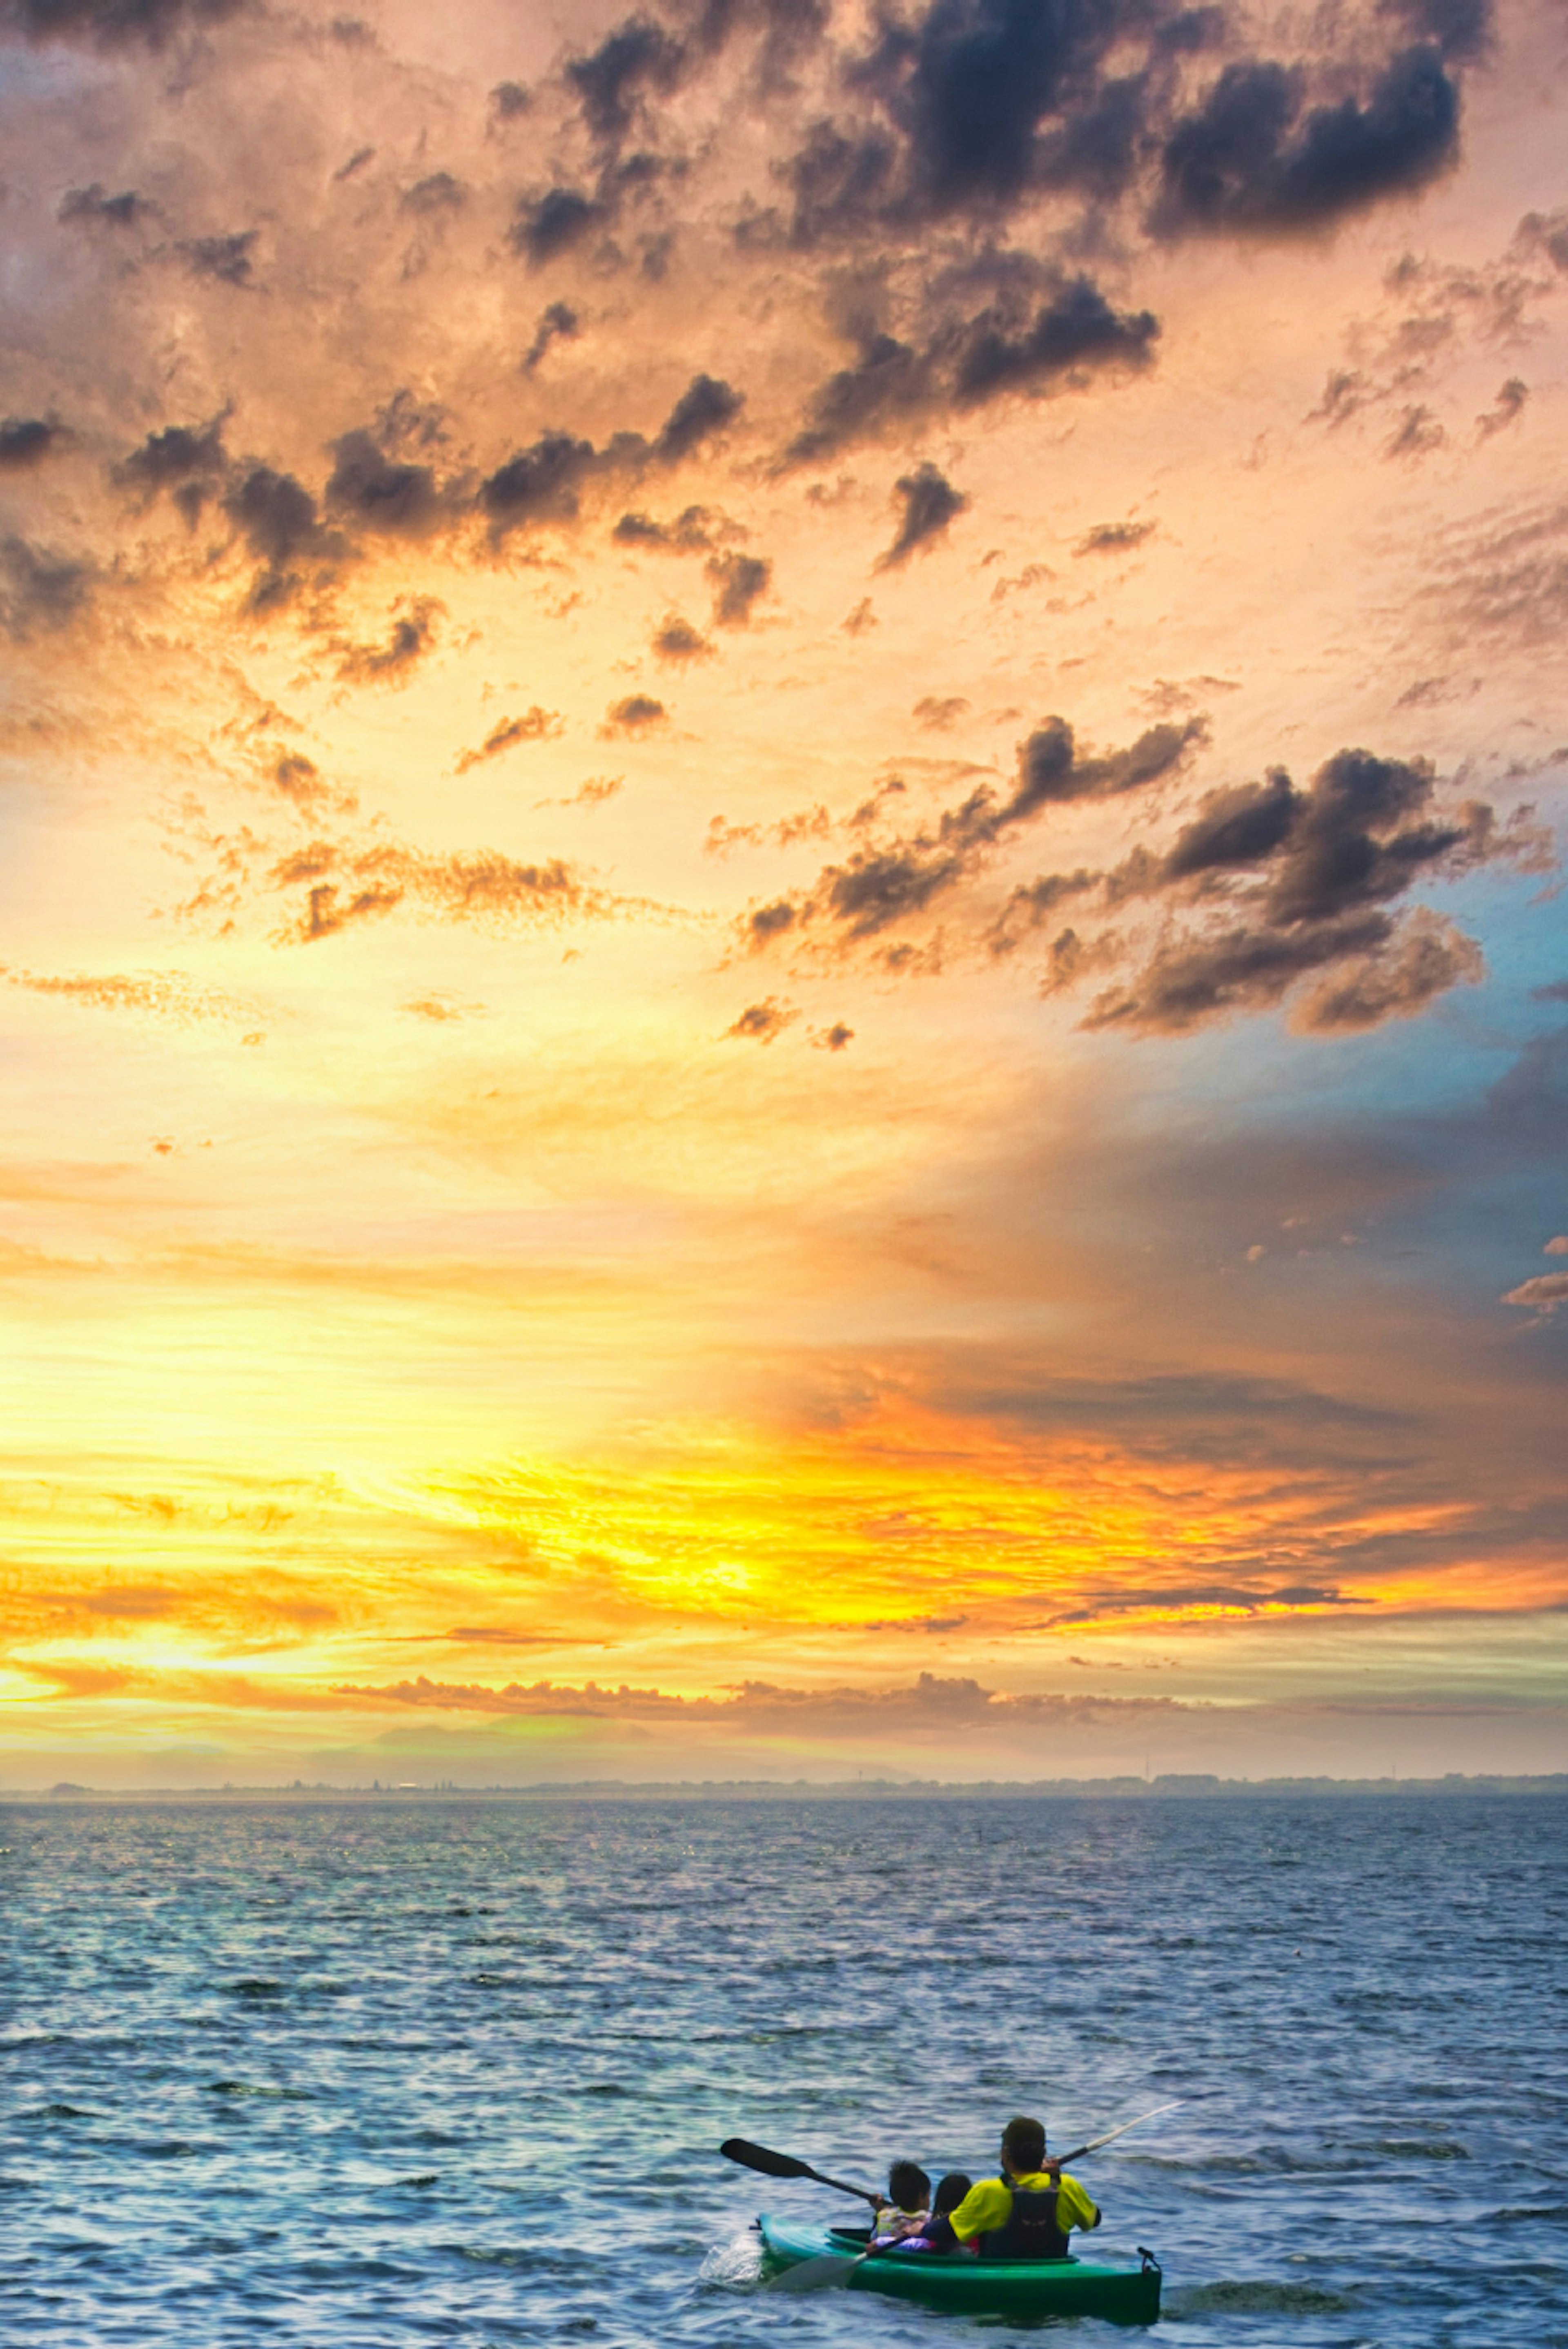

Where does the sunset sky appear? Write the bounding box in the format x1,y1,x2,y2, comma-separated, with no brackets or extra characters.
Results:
2,0,1566,1787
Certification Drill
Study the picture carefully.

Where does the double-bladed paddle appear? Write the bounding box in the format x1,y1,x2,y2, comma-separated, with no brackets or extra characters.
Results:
719,2137,880,2206
732,2101,1182,2297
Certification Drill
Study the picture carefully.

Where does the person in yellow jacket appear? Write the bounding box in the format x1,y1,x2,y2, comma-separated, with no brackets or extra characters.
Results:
928,2116,1100,2260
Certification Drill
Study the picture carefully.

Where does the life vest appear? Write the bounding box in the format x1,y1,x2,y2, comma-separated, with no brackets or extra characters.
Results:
980,2184,1070,2262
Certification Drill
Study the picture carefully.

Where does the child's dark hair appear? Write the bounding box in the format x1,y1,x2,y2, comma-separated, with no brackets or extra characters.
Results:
933,2171,971,2217
888,2160,931,2211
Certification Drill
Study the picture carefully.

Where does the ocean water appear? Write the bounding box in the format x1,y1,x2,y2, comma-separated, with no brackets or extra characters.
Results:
0,1793,1563,2348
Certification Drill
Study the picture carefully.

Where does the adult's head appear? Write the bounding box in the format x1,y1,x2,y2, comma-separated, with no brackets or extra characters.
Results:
1001,2115,1046,2175
888,2159,931,2212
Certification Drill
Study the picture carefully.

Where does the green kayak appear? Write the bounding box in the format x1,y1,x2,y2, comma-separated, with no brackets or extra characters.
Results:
756,2216,1162,2322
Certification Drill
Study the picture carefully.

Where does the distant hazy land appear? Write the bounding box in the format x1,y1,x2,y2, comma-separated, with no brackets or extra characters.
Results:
8,1772,1566,1801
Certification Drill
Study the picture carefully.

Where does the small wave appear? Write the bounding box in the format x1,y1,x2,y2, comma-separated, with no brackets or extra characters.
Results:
1367,2138,1470,2160
27,2103,91,2121
1172,2278,1356,2316
204,2080,311,2099
221,1977,284,1998
699,2229,765,2290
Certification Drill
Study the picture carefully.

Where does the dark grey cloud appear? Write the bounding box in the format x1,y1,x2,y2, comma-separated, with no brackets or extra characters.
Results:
706,550,770,624
1476,377,1527,439
1078,750,1530,1033
566,15,686,147
523,301,580,373
898,0,1122,210
1124,752,1504,927
490,79,531,120
117,416,228,523
0,536,91,640
180,231,258,287
324,430,441,536
1086,908,1401,1033
511,186,602,265
1394,0,1491,62
222,465,339,610
755,712,1203,947
0,419,63,471
481,380,744,542
479,432,600,534
1151,46,1460,238
786,277,1158,462
951,277,1159,403
878,460,968,567
652,372,744,462
601,693,667,734
401,172,466,215
747,717,1539,1041
1076,517,1155,555
653,613,714,661
613,504,719,549
58,182,148,227
752,0,1480,291
780,123,899,247
3,0,246,47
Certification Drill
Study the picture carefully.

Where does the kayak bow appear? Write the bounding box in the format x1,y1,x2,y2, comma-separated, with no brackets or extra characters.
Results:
756,2217,1162,2322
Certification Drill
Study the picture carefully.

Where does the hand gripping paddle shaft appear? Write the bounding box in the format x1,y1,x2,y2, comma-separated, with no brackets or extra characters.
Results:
756,2101,1184,2298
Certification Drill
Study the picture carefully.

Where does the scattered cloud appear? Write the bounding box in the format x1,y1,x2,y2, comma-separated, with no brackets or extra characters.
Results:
1477,377,1528,439
600,694,668,736
652,614,715,663
913,695,970,729
523,301,580,372
725,996,799,1043
335,597,443,684
0,538,92,640
1075,519,1156,557
454,709,564,772
877,461,968,568
326,1669,1193,1731
1501,1271,1568,1314
0,419,65,471
706,551,771,626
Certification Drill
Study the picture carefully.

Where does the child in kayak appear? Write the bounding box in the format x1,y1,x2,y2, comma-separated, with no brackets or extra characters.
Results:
871,2160,931,2241
881,2170,975,2254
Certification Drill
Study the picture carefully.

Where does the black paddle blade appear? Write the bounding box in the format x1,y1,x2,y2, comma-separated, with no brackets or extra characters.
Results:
720,2137,813,2181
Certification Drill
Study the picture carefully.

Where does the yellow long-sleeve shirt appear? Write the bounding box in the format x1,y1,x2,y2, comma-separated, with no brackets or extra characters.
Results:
946,2168,1100,2245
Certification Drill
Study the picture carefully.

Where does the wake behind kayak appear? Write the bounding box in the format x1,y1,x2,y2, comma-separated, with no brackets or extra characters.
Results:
757,2216,1163,2322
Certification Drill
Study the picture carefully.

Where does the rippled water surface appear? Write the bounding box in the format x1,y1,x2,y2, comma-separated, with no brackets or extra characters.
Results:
1,1793,1563,2347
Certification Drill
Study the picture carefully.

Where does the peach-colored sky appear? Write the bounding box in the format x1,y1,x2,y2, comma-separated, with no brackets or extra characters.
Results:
1,0,1566,1785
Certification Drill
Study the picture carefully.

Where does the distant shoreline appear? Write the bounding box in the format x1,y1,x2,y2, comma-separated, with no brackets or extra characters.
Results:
5,1772,1566,1801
